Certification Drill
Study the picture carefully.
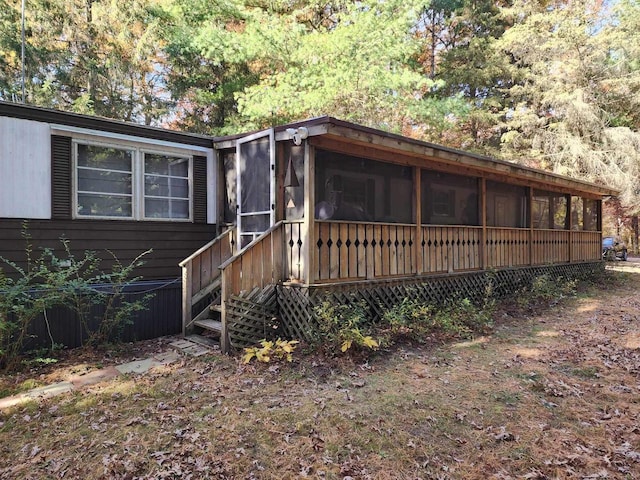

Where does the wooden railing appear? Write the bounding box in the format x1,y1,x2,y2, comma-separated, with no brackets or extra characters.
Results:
570,230,601,262
313,221,416,281
421,226,482,273
179,228,236,334
532,229,570,265
283,221,305,281
310,222,602,282
485,227,531,268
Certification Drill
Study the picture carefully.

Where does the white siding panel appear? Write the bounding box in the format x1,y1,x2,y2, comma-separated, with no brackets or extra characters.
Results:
0,117,51,219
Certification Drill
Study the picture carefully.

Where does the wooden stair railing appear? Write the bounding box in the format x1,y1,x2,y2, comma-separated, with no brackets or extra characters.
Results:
179,228,236,343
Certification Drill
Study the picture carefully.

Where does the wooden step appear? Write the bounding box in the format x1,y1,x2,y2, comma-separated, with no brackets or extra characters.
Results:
193,319,222,334
184,334,219,350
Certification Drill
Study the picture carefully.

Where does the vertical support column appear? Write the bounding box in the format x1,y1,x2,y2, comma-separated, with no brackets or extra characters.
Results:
220,267,231,354
480,178,487,269
528,187,533,266
181,262,192,337
303,142,316,285
275,142,286,222
567,195,573,263
414,166,422,275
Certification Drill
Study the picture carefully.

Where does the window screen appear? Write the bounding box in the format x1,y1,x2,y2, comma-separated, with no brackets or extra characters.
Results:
572,197,599,231
143,153,190,219
532,190,568,229
422,170,479,225
315,151,412,223
486,181,528,228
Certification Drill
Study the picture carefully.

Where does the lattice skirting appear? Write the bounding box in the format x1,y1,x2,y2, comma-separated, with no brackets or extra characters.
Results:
226,285,278,349
276,262,604,343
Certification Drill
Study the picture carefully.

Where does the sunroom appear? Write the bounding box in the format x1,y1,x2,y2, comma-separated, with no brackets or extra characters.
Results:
180,117,615,352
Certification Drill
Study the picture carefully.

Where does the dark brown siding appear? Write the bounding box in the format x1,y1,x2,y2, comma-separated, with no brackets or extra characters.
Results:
0,219,216,280
193,155,207,223
51,135,72,219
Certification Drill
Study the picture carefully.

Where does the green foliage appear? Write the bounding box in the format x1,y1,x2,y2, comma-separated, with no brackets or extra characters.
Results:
313,300,379,354
242,338,299,364
383,288,494,341
515,275,576,308
0,227,152,371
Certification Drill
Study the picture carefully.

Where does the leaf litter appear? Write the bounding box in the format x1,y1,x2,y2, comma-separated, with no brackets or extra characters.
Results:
1,266,640,478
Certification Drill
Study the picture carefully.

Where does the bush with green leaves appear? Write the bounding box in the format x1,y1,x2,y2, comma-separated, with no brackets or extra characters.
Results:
516,274,577,308
313,300,379,354
0,227,152,370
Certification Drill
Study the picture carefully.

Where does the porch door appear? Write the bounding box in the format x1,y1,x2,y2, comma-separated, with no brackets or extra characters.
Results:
236,129,275,249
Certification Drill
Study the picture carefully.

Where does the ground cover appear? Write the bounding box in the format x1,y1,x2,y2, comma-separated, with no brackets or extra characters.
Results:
1,265,639,479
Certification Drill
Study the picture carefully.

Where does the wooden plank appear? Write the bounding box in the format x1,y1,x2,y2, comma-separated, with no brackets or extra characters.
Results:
272,223,284,281
414,167,422,274
366,224,375,279
181,262,192,336
252,241,264,288
348,223,358,278
339,223,349,279
380,224,389,277
263,235,273,284
329,222,339,280
397,226,406,275
318,222,330,280
200,248,212,291
303,143,316,284
356,224,366,278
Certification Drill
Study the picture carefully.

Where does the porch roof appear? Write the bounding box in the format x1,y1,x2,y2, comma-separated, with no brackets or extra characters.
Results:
214,116,618,199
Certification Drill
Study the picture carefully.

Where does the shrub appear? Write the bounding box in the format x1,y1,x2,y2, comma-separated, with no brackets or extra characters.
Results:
0,226,152,370
313,300,379,354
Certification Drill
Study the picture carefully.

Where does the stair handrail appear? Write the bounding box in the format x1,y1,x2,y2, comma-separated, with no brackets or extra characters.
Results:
180,228,236,337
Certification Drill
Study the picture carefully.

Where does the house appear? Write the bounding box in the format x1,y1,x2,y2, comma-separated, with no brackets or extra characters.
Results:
0,102,617,351
0,101,217,346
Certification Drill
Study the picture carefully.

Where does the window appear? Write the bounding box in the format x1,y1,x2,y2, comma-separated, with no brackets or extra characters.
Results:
144,154,190,219
77,144,133,218
74,142,192,221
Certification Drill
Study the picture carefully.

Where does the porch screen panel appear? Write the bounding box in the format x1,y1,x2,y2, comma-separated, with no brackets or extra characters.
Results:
421,170,479,225
532,190,568,229
314,150,412,223
486,181,528,228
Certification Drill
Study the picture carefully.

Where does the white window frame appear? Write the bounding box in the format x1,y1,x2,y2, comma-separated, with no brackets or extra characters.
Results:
141,149,193,221
73,139,193,222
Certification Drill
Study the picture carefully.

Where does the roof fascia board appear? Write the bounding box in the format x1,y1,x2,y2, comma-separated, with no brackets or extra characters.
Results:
319,122,618,197
51,124,213,154
0,101,212,148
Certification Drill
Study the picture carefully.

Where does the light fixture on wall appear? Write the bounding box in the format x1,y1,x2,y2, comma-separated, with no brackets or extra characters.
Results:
285,127,309,146
284,155,300,188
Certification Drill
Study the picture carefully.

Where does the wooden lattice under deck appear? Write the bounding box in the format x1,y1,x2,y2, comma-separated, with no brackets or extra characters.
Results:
223,261,603,349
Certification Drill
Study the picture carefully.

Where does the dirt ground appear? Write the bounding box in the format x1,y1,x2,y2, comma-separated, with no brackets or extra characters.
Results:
0,263,639,479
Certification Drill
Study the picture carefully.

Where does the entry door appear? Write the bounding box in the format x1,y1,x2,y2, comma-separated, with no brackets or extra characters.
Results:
236,129,275,249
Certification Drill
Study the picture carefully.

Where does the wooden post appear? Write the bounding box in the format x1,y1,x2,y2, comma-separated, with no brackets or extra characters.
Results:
219,266,231,354
528,187,533,266
414,166,422,275
480,178,487,269
567,195,573,263
303,142,315,285
275,142,286,222
181,261,192,337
